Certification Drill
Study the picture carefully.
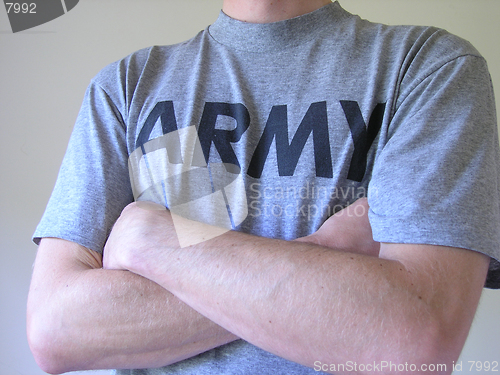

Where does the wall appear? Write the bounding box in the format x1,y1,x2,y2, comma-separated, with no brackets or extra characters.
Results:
0,1,498,374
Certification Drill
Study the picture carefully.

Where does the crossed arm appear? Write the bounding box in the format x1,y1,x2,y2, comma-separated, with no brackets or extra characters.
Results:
27,199,490,374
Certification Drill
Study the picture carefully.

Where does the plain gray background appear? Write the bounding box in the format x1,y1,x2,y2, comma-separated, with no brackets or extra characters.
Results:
1,1,498,374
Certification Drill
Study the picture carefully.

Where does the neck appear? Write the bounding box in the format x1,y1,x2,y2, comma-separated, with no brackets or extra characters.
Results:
222,0,332,23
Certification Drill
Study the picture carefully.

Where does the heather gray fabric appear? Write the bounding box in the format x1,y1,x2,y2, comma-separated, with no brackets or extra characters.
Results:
34,2,500,374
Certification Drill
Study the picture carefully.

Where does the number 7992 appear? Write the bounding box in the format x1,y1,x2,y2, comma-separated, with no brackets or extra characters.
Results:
5,3,37,14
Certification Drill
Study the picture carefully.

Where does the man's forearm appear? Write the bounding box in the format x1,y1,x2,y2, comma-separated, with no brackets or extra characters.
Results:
27,238,237,374
125,231,431,371
109,207,487,375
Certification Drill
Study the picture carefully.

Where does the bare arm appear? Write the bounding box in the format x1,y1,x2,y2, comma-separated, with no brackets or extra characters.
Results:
104,199,490,375
27,238,238,375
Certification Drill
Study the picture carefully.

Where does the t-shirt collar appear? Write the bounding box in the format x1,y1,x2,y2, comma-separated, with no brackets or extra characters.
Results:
208,1,348,52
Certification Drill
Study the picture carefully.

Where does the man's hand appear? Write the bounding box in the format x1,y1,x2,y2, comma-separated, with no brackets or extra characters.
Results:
103,201,177,273
295,198,380,257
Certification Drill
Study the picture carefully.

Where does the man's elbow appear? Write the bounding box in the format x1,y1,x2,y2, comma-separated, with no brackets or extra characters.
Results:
419,325,457,374
392,314,467,375
27,309,74,375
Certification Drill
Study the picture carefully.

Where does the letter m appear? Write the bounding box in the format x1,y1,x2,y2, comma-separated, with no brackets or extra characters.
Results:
248,102,333,178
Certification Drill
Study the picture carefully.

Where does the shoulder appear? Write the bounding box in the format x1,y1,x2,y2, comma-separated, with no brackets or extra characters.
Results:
348,8,481,57
346,11,484,70
90,28,209,92
335,10,488,95
351,19,490,106
397,27,484,80
391,25,484,79
78,29,210,116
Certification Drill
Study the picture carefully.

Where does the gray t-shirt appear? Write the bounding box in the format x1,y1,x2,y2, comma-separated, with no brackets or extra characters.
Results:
34,2,500,374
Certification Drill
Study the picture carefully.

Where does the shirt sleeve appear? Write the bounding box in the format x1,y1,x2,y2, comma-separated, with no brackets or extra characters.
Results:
32,80,134,253
368,54,500,288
